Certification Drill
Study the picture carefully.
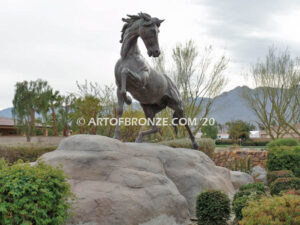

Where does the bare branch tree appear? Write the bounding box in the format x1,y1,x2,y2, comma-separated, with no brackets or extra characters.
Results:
243,47,300,139
152,40,228,136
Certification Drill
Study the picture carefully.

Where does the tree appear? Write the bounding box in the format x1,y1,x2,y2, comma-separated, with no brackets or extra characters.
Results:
58,94,76,136
201,123,218,139
12,79,50,141
153,40,228,137
49,89,62,136
12,81,36,142
226,120,255,143
243,47,300,139
31,80,51,135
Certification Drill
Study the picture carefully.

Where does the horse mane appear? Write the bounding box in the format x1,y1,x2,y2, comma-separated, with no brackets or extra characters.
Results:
120,12,152,43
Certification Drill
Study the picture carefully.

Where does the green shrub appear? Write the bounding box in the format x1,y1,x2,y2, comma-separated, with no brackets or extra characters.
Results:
215,139,233,145
233,195,249,221
239,182,266,193
232,189,266,221
198,138,215,158
159,138,215,158
267,146,300,177
267,170,295,185
270,177,300,196
267,138,299,148
0,143,57,163
0,160,75,225
196,190,230,225
0,158,7,169
233,190,265,202
239,194,300,225
241,140,269,146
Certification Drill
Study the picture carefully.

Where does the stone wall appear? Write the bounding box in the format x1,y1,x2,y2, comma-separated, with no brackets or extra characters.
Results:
213,149,268,170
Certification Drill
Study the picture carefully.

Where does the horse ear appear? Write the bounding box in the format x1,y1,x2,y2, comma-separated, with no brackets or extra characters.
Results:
156,19,165,27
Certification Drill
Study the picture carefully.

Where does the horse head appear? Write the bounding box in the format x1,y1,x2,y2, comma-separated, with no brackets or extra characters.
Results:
138,13,164,57
121,12,164,58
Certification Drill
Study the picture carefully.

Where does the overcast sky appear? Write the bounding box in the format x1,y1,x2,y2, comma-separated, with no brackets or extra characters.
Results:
1,0,300,110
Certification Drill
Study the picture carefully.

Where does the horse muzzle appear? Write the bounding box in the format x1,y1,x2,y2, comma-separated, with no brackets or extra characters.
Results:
148,49,160,57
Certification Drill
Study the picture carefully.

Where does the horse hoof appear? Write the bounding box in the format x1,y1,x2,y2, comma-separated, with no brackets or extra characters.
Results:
192,142,199,150
113,133,120,140
125,95,132,105
135,136,143,143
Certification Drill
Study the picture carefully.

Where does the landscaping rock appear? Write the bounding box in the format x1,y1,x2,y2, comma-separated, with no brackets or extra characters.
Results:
39,135,240,225
230,171,254,189
251,165,267,184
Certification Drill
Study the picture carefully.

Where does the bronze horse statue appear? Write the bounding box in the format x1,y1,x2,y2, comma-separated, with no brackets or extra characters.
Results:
113,12,198,149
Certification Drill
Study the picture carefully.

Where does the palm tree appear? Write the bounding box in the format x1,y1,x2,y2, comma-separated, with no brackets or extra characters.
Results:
59,94,76,136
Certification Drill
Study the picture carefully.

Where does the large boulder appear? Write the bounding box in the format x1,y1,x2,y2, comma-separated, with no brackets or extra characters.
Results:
230,171,254,189
39,135,239,225
251,165,267,184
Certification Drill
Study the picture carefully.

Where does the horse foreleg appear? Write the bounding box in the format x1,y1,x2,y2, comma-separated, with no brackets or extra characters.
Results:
120,68,132,105
113,88,124,140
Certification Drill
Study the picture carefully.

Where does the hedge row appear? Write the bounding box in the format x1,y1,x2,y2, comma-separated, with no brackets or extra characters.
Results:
266,138,299,148
215,139,269,146
159,138,215,158
0,143,57,163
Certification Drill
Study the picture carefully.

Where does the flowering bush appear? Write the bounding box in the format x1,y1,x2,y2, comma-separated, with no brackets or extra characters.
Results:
239,194,300,225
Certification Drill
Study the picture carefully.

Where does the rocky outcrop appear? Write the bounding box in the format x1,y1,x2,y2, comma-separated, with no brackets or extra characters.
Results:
251,165,267,184
230,171,254,189
38,135,249,225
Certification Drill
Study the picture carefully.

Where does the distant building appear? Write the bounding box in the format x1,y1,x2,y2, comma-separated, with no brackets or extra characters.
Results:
259,124,300,139
217,132,229,140
250,130,260,138
0,117,50,136
0,117,18,135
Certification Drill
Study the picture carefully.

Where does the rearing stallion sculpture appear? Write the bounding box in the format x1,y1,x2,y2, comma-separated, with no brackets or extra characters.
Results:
113,12,199,150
